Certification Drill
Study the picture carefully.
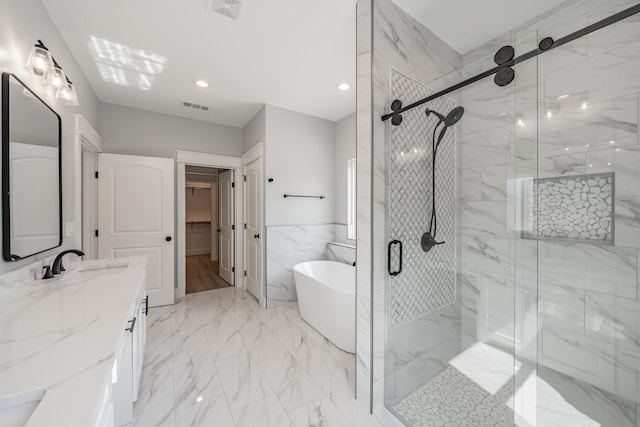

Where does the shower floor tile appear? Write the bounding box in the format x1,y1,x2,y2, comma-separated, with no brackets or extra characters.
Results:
392,365,515,427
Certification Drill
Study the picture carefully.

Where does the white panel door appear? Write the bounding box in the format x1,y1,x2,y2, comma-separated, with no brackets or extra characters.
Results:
210,184,218,262
98,153,174,307
244,158,263,300
218,170,234,285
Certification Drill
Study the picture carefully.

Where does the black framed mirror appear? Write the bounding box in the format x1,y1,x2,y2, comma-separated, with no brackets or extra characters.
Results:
1,73,62,261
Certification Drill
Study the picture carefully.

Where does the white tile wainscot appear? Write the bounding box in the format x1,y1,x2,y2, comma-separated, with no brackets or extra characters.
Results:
0,256,148,427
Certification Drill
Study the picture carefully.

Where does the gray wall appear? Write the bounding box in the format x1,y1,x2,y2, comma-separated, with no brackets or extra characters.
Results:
0,0,100,275
264,105,336,226
242,105,266,154
98,102,243,158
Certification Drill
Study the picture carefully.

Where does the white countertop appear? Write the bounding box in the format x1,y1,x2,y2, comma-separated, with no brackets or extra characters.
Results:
0,256,147,427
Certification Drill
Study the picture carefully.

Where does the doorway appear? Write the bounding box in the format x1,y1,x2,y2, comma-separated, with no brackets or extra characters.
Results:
184,166,233,294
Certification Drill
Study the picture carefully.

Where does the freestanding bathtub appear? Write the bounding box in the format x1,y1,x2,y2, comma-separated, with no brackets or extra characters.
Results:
293,261,355,353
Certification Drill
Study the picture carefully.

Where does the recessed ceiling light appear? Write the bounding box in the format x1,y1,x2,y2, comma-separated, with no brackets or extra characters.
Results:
338,83,350,91
609,140,616,144
557,94,570,100
194,80,209,88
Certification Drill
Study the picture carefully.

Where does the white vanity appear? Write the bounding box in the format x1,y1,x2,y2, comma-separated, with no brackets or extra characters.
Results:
0,256,148,427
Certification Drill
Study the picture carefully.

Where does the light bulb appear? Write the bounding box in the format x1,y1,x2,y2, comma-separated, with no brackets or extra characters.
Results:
57,79,79,106
43,65,66,90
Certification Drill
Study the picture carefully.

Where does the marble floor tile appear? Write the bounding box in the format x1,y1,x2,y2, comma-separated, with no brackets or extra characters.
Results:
174,390,235,427
137,350,174,403
217,350,274,411
240,323,287,361
133,288,357,427
202,316,247,362
132,394,176,427
289,396,352,427
232,394,293,427
259,352,323,411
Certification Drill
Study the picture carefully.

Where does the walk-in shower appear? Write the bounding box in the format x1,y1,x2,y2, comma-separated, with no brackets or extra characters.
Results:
369,0,640,426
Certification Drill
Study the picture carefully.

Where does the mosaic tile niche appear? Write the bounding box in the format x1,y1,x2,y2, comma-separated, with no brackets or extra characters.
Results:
388,70,457,327
523,173,614,243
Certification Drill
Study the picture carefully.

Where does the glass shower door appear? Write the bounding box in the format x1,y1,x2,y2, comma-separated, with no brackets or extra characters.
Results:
528,4,640,425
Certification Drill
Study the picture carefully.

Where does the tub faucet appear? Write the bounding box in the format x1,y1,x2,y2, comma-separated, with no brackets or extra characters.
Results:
52,249,85,275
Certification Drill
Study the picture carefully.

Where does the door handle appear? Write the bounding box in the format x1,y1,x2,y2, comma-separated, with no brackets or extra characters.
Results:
165,236,172,242
125,317,137,333
387,240,403,276
254,234,260,239
217,228,221,232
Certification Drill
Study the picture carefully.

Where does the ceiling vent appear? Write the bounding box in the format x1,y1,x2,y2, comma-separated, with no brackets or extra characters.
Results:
182,101,209,112
209,0,247,20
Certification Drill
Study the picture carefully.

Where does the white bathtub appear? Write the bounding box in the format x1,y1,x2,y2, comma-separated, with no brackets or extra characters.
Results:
293,261,355,353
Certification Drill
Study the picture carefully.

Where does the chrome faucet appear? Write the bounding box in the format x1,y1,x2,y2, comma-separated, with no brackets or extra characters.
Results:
51,249,85,275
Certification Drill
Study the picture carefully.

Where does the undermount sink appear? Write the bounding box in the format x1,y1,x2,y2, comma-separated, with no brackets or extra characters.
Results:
0,389,45,427
74,263,129,280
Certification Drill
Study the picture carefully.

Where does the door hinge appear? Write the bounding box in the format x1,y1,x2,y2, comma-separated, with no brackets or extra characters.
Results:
244,270,247,277
232,267,235,273
243,175,247,182
95,171,99,178
232,182,235,188
232,224,235,231
94,230,99,237
244,223,247,229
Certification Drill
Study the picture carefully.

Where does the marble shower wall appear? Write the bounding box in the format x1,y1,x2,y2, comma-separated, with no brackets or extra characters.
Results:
459,0,640,424
265,224,338,308
356,0,462,412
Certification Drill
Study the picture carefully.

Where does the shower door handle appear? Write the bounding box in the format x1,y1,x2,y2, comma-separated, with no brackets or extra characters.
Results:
388,240,403,276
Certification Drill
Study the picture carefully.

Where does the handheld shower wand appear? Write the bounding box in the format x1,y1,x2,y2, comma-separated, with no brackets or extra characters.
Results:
421,106,464,253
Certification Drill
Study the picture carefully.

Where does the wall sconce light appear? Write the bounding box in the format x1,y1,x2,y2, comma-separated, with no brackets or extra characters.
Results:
43,61,66,90
25,40,53,77
24,39,80,106
57,77,79,106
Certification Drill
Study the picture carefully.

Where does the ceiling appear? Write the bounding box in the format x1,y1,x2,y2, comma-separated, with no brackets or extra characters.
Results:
41,0,567,128
41,0,357,128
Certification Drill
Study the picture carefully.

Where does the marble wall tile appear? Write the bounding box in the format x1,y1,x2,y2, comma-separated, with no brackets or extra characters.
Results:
588,147,640,198
460,235,512,277
616,197,640,248
587,0,640,56
537,365,637,427
538,240,637,298
544,39,640,105
265,225,335,308
355,0,373,410
539,283,586,335
585,292,640,351
327,242,356,266
461,200,510,238
541,326,640,404
538,95,638,158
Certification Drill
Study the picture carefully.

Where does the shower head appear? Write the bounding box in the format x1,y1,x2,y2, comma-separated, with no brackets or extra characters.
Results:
444,106,464,127
425,106,465,128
